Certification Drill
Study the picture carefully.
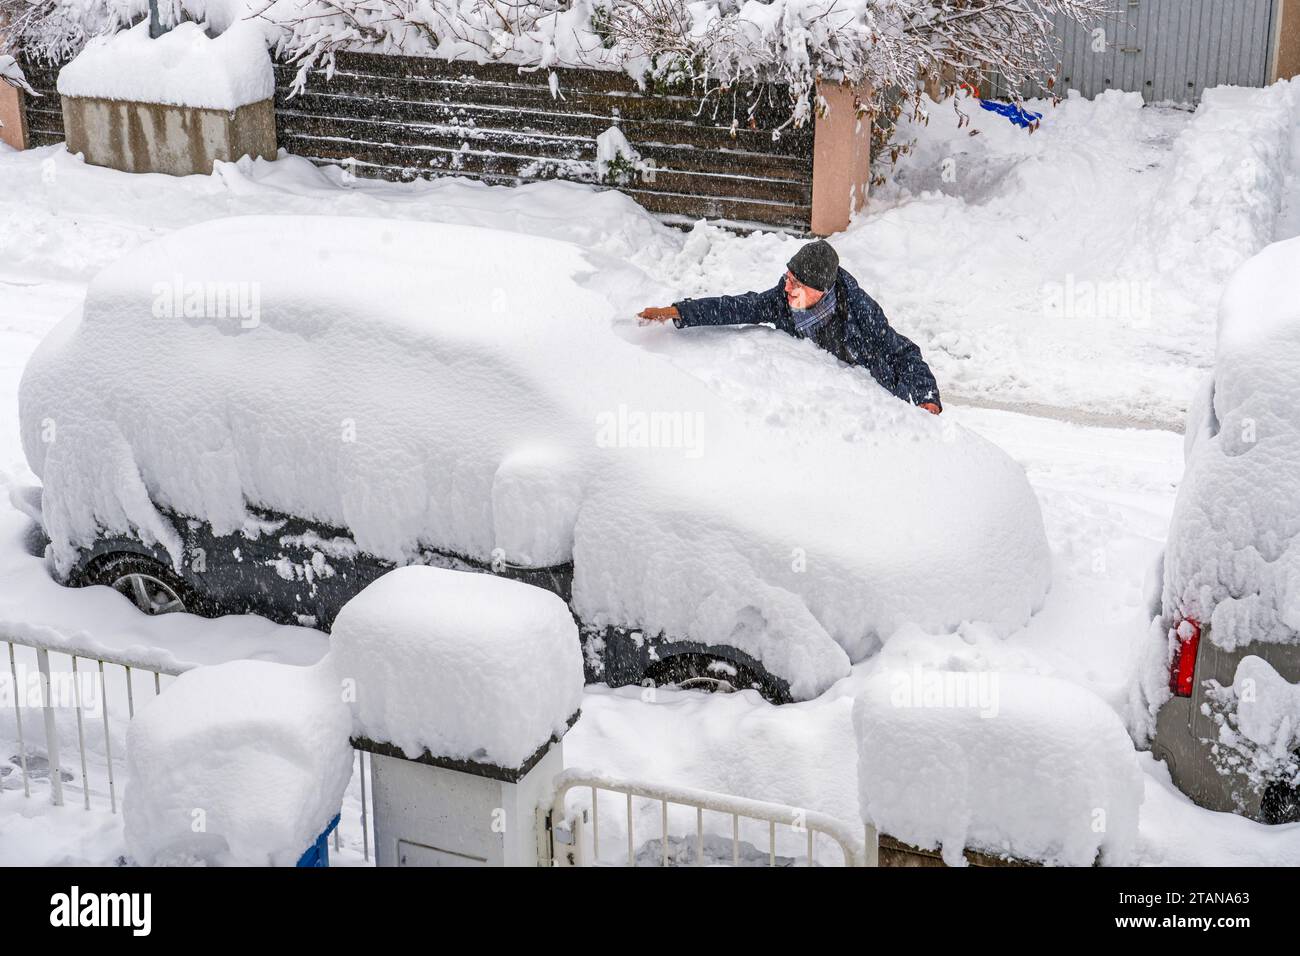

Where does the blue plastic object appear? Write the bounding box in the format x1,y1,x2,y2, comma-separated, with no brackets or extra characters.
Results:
296,813,341,868
978,98,1043,129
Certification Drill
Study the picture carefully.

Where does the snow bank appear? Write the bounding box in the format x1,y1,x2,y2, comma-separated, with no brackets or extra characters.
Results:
854,670,1143,866
330,565,583,769
1148,82,1297,285
57,22,273,111
20,215,1051,699
124,659,352,866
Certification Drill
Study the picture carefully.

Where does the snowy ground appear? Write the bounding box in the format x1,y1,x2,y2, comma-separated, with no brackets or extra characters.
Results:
2,81,1300,865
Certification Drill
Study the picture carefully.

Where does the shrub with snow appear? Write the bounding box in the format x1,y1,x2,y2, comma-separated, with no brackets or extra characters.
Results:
124,659,353,866
330,565,584,769
20,215,1051,700
1130,236,1300,740
854,670,1144,866
3,0,1108,133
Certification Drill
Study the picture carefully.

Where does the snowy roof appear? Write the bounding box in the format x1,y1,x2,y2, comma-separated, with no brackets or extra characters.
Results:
20,215,1051,700
57,22,274,111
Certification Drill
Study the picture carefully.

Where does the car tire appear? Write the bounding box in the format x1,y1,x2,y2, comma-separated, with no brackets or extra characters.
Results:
645,653,776,700
79,553,195,618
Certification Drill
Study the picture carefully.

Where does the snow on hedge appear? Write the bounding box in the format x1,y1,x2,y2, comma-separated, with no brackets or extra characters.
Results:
6,0,1106,132
124,659,352,866
20,215,1050,700
854,670,1143,866
57,21,273,111
1131,236,1300,738
330,565,583,768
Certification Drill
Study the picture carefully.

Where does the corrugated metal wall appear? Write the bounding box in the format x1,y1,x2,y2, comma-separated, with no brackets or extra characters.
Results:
992,0,1279,104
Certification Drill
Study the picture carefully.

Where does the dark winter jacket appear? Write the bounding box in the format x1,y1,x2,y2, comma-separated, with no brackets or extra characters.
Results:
673,268,941,410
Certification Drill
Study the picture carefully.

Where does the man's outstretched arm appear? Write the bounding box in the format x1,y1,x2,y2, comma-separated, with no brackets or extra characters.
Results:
639,282,787,329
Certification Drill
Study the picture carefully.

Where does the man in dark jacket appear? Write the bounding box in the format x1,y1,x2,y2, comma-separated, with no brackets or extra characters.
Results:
639,240,942,413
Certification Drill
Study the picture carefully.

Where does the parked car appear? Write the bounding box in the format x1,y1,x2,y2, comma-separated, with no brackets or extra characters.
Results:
1144,236,1300,824
18,216,1052,703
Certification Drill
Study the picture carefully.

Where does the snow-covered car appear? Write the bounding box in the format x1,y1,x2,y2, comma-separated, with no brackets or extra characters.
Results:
1133,236,1300,823
19,216,1052,702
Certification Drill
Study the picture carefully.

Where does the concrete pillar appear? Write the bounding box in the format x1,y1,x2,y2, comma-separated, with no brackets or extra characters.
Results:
61,95,276,176
810,80,872,237
361,737,564,867
0,83,26,150
1272,0,1300,81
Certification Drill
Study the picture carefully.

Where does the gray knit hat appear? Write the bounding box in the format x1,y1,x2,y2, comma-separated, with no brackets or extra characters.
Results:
787,240,839,292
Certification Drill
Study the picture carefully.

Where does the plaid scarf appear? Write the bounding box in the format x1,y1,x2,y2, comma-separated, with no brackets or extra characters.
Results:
792,285,837,336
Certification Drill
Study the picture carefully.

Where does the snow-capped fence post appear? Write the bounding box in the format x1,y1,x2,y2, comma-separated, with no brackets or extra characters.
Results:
0,81,27,150
810,80,872,237
0,41,31,150
329,566,585,867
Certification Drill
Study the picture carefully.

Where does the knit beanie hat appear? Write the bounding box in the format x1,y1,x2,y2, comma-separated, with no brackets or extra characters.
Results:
787,240,840,291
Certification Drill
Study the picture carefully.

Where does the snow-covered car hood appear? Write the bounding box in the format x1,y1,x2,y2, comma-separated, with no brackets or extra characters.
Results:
20,215,1050,699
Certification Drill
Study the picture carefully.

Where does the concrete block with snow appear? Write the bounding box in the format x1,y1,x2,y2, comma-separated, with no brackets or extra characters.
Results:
330,565,584,771
853,670,1144,866
57,22,276,176
124,660,353,866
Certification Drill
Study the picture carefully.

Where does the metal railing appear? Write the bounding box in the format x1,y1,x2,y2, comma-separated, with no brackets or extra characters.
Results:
4,630,865,869
2,631,185,812
0,630,375,864
548,768,877,867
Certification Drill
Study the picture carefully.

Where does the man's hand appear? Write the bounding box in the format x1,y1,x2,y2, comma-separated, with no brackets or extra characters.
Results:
638,305,680,324
920,402,941,415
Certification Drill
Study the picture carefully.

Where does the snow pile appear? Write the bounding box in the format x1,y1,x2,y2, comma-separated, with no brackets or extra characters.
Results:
20,215,1050,700
1147,82,1298,286
57,21,274,111
124,659,352,866
329,565,583,769
854,670,1143,866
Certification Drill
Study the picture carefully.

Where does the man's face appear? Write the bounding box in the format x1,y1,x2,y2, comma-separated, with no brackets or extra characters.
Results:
784,269,826,310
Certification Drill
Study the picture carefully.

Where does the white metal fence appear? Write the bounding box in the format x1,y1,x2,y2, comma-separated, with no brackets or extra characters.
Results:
2,632,869,868
0,631,376,864
547,769,877,867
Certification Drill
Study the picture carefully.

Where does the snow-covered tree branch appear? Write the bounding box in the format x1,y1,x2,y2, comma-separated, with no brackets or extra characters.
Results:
1,0,1115,134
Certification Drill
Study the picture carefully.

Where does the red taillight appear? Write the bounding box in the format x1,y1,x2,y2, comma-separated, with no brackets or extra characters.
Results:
1169,618,1201,697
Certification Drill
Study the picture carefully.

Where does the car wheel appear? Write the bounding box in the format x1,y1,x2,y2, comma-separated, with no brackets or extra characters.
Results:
81,553,193,617
646,653,769,698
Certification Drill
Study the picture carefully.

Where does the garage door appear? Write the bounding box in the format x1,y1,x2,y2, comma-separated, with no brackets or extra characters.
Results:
991,0,1279,104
